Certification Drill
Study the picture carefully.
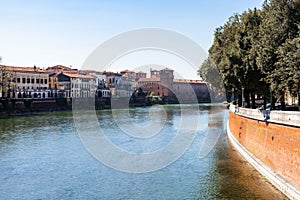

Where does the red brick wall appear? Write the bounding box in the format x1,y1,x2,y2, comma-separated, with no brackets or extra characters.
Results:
229,112,300,188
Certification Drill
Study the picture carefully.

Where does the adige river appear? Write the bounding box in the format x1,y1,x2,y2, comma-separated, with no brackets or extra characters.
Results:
0,104,287,199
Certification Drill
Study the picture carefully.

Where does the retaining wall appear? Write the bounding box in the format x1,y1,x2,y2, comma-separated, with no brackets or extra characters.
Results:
228,105,300,199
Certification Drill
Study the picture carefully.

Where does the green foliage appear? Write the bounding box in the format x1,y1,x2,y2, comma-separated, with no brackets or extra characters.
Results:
198,57,224,93
201,0,300,106
274,30,300,97
149,91,155,97
257,0,300,101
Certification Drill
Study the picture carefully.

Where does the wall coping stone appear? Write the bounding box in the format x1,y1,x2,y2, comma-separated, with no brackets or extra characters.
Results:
229,104,300,127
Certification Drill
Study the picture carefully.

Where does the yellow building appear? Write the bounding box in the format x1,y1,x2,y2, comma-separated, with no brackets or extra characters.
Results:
46,65,76,91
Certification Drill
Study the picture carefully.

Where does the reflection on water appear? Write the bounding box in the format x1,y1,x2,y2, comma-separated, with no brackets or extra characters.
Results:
0,104,287,199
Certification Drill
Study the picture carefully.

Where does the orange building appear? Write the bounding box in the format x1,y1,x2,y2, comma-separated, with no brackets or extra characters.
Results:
137,67,210,103
46,65,77,91
138,68,174,97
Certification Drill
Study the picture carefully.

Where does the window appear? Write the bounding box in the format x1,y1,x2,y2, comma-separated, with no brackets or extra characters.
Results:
45,79,47,84
22,78,25,83
17,78,20,83
31,78,35,84
27,78,30,84
41,79,43,84
36,79,40,84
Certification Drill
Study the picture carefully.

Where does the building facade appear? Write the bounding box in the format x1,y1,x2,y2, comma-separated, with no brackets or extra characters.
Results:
138,68,174,97
0,65,50,98
57,73,96,98
137,67,210,103
47,65,76,91
173,79,210,103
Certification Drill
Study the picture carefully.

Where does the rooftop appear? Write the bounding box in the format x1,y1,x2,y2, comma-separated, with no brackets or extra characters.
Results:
174,79,204,84
120,69,135,73
138,77,161,82
0,65,48,73
136,71,147,74
162,67,173,71
62,72,95,79
46,65,74,71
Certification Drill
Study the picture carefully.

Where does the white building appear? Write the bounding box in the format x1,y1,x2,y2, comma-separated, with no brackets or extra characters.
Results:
57,73,96,98
112,77,133,98
0,65,50,98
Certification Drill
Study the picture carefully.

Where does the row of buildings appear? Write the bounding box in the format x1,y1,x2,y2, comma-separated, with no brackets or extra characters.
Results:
0,64,210,103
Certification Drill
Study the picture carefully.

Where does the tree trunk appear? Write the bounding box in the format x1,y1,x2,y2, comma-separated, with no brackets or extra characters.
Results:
251,92,256,109
271,95,276,110
238,93,242,107
245,89,250,108
298,92,300,111
280,92,286,111
263,96,267,110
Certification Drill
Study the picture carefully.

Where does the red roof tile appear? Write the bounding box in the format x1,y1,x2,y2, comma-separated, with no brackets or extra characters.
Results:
121,69,135,73
62,72,95,79
0,65,48,73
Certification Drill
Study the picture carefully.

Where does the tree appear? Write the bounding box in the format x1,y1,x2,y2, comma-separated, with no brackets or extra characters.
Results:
204,0,300,109
0,66,14,98
198,57,227,102
208,14,242,103
198,57,225,100
206,10,266,106
256,0,300,109
275,28,300,108
236,8,267,108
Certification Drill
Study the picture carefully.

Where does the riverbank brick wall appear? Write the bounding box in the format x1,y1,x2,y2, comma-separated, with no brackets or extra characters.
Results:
229,112,300,189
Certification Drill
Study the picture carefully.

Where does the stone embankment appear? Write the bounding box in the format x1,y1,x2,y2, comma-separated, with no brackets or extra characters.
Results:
228,104,300,200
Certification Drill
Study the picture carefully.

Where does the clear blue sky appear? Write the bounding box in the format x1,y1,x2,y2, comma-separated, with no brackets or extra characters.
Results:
0,0,263,73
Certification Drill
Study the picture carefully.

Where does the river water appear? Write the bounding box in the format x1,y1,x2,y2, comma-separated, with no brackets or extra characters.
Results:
0,104,287,199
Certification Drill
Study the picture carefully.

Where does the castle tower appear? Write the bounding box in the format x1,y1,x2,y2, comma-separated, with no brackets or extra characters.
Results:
159,68,174,97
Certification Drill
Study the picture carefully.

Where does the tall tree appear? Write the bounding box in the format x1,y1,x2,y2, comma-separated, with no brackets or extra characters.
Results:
0,66,14,98
237,8,266,107
201,0,300,109
275,27,300,109
198,57,226,101
207,10,265,106
208,14,242,103
256,0,299,108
